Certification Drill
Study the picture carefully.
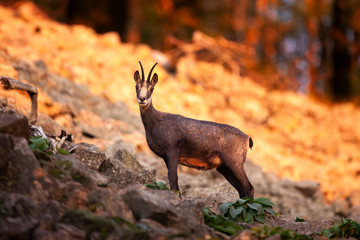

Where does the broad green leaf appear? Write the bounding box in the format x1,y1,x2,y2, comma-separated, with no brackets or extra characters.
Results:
232,206,244,219
203,207,243,235
157,181,165,188
29,137,50,151
254,214,266,223
236,198,251,206
264,207,276,215
321,228,335,239
229,205,237,219
247,203,263,213
219,201,234,216
57,148,70,154
253,197,276,207
244,209,254,223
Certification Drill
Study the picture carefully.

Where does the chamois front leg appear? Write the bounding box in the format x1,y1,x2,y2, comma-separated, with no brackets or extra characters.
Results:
165,147,181,197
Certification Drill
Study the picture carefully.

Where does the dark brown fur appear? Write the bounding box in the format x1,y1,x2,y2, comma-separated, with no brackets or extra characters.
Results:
134,62,254,198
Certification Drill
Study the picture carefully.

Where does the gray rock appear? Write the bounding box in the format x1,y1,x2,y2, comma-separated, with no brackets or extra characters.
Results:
33,223,86,240
87,188,135,222
0,135,40,194
99,157,154,187
294,180,319,198
122,187,178,222
55,153,109,186
121,186,219,239
114,149,143,172
332,199,351,217
0,112,29,139
0,133,15,169
73,142,106,170
104,141,136,159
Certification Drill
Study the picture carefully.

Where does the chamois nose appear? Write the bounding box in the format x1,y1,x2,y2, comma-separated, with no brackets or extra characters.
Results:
139,97,146,102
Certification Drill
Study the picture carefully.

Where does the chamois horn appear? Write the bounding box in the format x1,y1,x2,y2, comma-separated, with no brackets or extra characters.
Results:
147,62,158,83
138,61,145,82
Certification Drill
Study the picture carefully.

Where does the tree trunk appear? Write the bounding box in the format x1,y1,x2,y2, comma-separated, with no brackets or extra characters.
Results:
330,0,351,101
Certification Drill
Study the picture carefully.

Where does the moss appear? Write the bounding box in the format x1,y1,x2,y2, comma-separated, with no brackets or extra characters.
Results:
72,171,89,184
0,176,9,182
61,209,115,239
111,217,149,239
88,203,102,212
56,160,72,170
33,149,52,162
47,167,64,179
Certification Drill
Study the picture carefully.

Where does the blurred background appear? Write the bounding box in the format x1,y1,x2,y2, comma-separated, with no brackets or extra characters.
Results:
2,0,360,102
0,0,360,214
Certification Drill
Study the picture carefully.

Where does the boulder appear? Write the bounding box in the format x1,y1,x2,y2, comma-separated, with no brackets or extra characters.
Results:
0,135,40,194
73,142,106,170
121,186,219,239
0,133,15,169
99,157,154,187
114,149,143,172
293,180,319,198
0,113,29,139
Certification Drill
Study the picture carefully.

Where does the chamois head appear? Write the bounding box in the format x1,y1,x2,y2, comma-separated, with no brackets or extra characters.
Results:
134,61,158,108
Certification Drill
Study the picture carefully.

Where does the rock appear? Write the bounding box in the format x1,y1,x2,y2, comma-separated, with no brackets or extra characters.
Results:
0,112,29,139
60,209,124,239
51,153,110,186
99,157,154,187
122,187,178,222
0,135,40,194
104,141,136,159
122,186,219,239
73,142,106,170
233,230,258,240
0,193,42,240
33,223,86,240
87,187,135,222
332,199,351,217
114,149,143,172
0,133,15,169
293,180,319,198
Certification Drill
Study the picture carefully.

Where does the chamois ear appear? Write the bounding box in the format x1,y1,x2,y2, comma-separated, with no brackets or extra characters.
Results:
151,73,158,86
134,70,140,83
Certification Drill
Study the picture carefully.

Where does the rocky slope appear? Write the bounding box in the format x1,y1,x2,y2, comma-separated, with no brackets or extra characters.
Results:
0,2,360,239
0,2,359,206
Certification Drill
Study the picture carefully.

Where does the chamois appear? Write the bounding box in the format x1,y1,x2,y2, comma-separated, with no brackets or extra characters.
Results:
134,61,254,198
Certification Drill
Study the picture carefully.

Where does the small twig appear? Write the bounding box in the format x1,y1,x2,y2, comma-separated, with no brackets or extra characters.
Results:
65,144,78,153
56,136,67,149
0,76,38,124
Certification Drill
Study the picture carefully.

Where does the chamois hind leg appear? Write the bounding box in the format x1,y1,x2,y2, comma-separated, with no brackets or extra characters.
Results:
217,160,254,198
164,147,180,193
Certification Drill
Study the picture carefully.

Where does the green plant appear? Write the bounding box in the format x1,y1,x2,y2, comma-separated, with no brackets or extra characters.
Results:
72,171,89,184
295,217,305,222
320,218,360,239
203,207,244,235
251,225,311,240
219,197,276,224
145,181,170,190
111,216,149,238
56,160,72,170
29,136,50,151
56,148,71,154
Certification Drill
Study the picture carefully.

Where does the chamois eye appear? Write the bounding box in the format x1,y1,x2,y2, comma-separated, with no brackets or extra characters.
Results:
150,87,154,92
136,85,139,90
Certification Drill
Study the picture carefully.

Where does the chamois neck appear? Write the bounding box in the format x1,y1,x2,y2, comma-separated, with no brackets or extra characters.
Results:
140,101,159,128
